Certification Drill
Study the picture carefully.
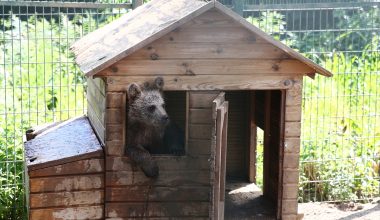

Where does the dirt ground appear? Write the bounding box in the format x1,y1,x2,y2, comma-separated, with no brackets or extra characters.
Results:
224,180,379,220
298,198,380,220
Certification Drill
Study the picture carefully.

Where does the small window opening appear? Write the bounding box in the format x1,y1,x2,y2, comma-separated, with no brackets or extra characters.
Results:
151,91,187,156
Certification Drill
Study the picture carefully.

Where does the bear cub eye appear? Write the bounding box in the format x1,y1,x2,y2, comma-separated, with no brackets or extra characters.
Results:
148,105,156,113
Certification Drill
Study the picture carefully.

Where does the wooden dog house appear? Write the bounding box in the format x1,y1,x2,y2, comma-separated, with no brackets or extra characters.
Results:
25,0,332,219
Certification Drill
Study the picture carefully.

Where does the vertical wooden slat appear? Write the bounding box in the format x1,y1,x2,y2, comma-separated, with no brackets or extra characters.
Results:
249,91,257,183
263,91,271,197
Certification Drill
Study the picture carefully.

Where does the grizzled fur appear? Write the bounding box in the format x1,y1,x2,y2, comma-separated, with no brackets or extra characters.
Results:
125,77,168,178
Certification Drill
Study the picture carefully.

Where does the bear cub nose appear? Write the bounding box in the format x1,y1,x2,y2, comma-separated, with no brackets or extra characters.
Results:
161,115,169,123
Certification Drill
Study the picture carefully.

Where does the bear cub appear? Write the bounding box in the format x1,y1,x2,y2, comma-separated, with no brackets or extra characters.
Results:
125,77,185,178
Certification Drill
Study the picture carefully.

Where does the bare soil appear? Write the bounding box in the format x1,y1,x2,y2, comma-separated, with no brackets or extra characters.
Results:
225,181,275,220
298,198,380,220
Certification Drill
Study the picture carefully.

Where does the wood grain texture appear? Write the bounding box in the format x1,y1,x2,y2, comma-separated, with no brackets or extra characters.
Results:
100,59,314,76
30,190,104,208
189,109,213,124
30,205,103,220
106,186,209,202
106,140,124,156
187,139,212,155
30,174,104,193
71,0,212,76
24,116,103,171
106,170,210,187
128,42,287,60
106,92,125,108
106,75,299,92
214,1,332,77
106,202,209,218
106,156,209,171
28,159,104,178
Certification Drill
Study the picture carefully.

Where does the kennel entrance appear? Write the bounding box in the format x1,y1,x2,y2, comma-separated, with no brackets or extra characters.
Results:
222,90,285,219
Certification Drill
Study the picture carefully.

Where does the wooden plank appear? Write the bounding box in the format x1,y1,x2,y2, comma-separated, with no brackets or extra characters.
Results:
100,59,314,76
106,124,124,141
158,26,264,44
286,78,303,106
182,9,243,28
24,117,103,171
87,77,106,97
30,174,104,193
106,170,210,186
25,121,63,141
106,140,124,156
106,92,125,108
189,92,219,108
106,186,209,202
284,122,301,138
189,109,213,124
285,105,302,122
284,138,301,154
30,205,103,220
106,75,299,92
187,139,212,155
106,108,123,124
29,159,104,178
106,202,209,218
106,156,209,171
72,0,213,76
30,190,104,208
189,124,212,140
87,102,106,144
214,1,332,77
249,91,257,183
128,42,287,60
107,218,209,220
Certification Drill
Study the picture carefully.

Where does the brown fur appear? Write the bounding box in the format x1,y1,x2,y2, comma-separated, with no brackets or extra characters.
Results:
125,77,168,177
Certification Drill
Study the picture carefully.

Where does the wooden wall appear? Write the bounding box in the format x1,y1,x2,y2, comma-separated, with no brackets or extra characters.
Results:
103,91,215,219
224,91,249,179
281,78,303,220
28,158,105,219
100,9,309,92
87,77,106,144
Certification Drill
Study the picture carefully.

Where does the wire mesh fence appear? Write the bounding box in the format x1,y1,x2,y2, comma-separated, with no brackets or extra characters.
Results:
0,1,132,219
225,0,380,203
0,0,379,219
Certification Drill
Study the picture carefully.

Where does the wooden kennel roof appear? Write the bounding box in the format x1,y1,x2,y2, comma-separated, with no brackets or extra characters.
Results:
71,0,332,78
24,116,103,171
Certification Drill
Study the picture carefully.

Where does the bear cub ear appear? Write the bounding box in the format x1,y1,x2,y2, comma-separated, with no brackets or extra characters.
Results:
154,77,164,91
128,83,142,101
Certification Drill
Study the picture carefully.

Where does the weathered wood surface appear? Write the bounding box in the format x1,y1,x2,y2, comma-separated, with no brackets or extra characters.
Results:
71,0,212,76
30,174,104,193
29,158,104,177
30,190,104,208
106,170,210,186
30,205,103,220
25,121,63,141
106,186,209,202
106,202,209,218
71,2,331,77
100,59,314,76
87,77,106,144
213,1,332,77
106,156,209,171
105,75,299,92
128,42,287,60
24,116,103,171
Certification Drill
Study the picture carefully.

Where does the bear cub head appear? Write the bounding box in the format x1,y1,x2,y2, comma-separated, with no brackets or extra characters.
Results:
127,77,169,128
